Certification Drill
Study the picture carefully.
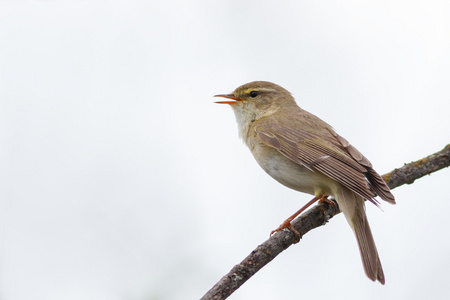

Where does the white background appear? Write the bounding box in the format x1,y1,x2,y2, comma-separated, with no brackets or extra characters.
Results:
1,1,450,299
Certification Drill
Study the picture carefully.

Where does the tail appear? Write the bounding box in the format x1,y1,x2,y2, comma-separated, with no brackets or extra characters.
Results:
335,187,385,284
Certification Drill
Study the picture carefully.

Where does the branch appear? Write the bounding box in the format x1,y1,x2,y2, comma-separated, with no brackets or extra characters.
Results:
201,144,450,300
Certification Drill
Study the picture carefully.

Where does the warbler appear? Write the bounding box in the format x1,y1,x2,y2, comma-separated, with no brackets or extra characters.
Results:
215,81,395,284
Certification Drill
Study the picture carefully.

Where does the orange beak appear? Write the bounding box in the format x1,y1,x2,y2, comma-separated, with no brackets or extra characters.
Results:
214,94,241,105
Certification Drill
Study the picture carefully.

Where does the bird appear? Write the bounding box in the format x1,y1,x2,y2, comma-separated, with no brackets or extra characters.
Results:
215,81,395,284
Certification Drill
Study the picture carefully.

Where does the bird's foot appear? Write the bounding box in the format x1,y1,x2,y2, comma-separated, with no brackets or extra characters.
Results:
270,220,301,243
318,195,338,211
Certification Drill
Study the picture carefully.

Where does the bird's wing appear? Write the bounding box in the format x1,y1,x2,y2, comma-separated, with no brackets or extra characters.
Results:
256,120,395,204
327,129,395,204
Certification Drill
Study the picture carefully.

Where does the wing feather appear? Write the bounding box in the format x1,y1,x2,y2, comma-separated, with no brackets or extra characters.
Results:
256,119,395,204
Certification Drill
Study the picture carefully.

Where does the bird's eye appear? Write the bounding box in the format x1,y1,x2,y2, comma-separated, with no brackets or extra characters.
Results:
249,91,258,98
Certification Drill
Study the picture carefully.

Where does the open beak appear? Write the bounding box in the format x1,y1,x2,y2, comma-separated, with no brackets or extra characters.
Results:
214,94,241,105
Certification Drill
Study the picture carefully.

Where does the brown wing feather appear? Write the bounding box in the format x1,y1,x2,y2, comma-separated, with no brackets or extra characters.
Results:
328,130,395,204
256,120,395,204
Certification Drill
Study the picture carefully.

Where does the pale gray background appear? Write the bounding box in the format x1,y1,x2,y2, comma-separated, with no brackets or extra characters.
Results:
1,1,450,300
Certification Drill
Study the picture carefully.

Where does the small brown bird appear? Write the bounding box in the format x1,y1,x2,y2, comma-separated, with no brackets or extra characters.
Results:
215,81,395,284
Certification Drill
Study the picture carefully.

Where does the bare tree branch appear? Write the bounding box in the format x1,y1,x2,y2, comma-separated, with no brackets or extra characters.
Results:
201,144,450,300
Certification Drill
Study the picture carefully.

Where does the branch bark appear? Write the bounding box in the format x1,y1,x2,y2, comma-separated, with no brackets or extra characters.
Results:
201,144,450,300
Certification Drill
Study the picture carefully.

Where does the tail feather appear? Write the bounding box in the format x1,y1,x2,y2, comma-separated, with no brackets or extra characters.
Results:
335,187,385,284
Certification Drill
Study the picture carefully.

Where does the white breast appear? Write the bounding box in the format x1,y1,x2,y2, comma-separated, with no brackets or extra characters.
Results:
251,143,323,195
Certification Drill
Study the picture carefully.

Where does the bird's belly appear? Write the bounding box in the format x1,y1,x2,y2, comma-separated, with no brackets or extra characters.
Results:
252,145,335,196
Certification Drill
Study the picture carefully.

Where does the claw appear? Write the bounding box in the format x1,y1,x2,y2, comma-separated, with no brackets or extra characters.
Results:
318,195,338,212
270,221,301,243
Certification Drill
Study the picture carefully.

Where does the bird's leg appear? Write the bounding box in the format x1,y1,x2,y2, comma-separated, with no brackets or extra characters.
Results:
270,195,328,242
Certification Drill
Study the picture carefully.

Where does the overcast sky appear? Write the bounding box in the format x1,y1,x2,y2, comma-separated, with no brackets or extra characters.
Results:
1,1,450,300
